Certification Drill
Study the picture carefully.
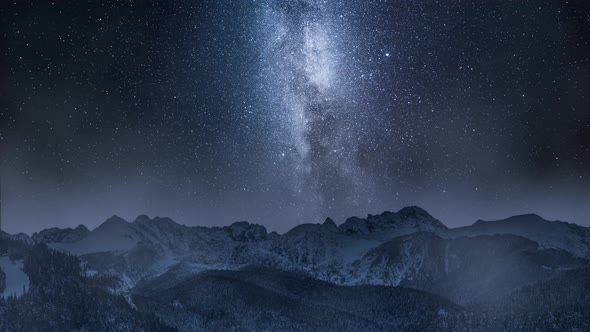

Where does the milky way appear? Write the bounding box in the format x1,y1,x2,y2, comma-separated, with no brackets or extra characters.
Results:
258,0,373,218
1,0,589,233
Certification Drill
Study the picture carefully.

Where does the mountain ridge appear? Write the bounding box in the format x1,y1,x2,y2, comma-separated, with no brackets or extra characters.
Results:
6,207,590,261
8,206,588,242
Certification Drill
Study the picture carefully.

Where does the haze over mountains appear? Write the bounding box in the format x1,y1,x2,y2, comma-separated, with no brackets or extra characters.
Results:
1,206,589,331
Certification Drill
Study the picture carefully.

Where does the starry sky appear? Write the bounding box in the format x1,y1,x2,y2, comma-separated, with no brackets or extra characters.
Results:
1,0,589,234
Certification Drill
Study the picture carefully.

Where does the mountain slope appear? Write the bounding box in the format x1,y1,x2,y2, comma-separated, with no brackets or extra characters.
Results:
349,232,587,304
31,225,90,244
447,214,590,259
133,268,462,332
0,256,29,298
469,268,590,332
0,239,175,331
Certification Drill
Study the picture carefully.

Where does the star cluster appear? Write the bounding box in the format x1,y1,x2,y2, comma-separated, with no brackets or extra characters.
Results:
1,0,589,233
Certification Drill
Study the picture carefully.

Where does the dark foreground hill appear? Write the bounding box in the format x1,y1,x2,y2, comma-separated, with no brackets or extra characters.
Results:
131,267,590,332
133,268,463,332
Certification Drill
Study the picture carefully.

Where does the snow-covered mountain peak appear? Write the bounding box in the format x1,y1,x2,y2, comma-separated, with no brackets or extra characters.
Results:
132,215,180,232
74,224,90,233
32,225,90,244
287,221,343,236
133,214,175,224
451,214,590,259
0,231,33,244
96,215,129,231
223,221,268,242
472,214,545,227
339,207,447,237
396,206,436,220
134,214,152,223
323,217,338,229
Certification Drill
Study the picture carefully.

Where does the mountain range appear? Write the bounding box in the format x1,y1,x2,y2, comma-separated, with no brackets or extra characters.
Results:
1,206,589,331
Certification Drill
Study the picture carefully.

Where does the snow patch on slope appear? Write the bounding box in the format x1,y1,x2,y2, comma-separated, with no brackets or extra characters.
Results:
0,257,29,298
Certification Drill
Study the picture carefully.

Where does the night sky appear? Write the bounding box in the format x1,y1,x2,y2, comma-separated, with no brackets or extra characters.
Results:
1,0,589,234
